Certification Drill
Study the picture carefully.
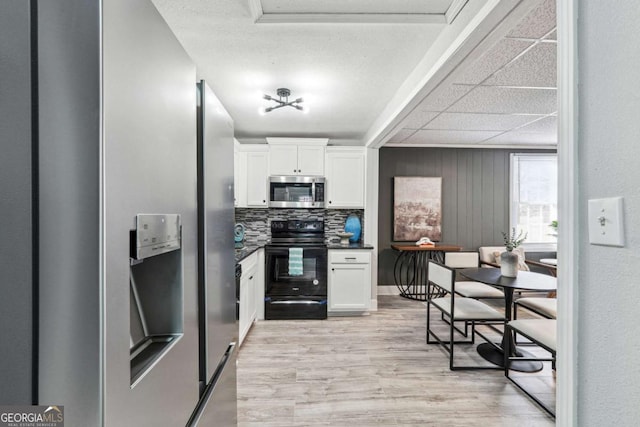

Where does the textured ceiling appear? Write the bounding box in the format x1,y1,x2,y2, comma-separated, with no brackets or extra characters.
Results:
386,0,557,148
150,0,557,148
151,0,451,145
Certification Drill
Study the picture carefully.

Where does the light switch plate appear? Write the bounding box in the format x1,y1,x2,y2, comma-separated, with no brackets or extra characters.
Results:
588,197,625,247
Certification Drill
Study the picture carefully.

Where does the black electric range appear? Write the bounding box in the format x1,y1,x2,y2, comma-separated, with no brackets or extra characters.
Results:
264,220,327,320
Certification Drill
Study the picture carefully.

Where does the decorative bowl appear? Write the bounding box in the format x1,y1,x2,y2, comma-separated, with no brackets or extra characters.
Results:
336,231,354,245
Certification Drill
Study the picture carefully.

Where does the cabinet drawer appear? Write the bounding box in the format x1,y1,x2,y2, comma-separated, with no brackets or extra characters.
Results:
329,251,370,264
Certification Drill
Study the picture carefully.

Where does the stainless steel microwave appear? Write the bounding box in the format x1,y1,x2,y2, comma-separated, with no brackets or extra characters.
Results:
269,176,325,208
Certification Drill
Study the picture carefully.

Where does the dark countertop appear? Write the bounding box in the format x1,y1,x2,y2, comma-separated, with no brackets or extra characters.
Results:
235,242,373,262
235,244,263,263
326,242,374,250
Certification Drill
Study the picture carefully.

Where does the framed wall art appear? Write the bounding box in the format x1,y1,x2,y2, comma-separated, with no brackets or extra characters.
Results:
393,176,442,242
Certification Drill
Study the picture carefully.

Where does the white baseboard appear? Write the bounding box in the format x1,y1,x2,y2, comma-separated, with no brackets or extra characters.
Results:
377,285,399,296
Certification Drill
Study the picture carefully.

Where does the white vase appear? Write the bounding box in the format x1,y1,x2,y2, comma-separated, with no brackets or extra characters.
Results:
500,251,519,277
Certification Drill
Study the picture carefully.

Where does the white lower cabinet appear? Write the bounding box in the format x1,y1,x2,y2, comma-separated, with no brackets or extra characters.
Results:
239,250,262,345
328,250,371,314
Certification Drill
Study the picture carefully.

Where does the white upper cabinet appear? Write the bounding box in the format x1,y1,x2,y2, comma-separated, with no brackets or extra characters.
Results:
269,145,299,175
235,144,269,208
246,151,269,207
267,137,327,176
325,147,365,209
233,140,242,207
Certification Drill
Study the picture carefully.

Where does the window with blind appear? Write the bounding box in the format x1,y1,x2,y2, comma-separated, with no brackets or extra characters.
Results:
510,153,558,250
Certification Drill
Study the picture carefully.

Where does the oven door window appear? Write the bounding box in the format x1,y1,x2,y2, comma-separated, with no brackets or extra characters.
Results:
266,248,327,297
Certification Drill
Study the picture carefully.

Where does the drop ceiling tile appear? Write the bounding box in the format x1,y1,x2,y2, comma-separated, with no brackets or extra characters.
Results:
483,131,557,145
388,129,417,143
507,0,556,39
483,43,557,88
453,39,533,85
425,113,544,131
448,86,557,115
401,111,439,130
414,84,473,112
404,129,502,145
516,116,557,133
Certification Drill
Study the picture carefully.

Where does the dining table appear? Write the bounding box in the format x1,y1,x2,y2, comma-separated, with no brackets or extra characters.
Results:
459,268,557,372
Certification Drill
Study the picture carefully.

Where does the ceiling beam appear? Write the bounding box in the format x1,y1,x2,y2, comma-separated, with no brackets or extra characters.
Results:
248,0,263,23
445,0,470,24
252,13,446,25
247,0,447,24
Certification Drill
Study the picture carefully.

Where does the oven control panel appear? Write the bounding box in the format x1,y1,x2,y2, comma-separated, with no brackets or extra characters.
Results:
271,220,323,233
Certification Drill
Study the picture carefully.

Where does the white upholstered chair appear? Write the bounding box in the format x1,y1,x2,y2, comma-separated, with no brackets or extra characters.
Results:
505,319,557,417
426,261,505,370
444,252,504,299
514,297,557,319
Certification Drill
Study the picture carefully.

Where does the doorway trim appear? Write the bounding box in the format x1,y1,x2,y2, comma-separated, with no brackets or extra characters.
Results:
556,0,578,425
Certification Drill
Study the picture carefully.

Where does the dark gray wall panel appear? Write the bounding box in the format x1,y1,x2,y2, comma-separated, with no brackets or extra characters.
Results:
0,0,33,404
378,147,555,285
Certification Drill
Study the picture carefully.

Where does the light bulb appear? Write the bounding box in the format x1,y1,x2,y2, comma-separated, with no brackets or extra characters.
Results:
258,107,267,115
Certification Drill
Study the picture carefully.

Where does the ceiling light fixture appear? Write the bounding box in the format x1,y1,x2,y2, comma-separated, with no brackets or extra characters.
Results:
259,88,306,114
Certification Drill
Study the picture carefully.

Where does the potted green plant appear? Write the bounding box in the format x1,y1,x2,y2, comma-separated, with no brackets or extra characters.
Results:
500,228,527,277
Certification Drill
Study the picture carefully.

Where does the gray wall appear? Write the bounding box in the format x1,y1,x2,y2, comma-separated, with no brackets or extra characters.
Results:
578,2,640,425
377,147,555,285
0,0,33,404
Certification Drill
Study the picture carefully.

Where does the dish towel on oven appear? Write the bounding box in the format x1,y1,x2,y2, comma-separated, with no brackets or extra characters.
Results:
288,247,304,276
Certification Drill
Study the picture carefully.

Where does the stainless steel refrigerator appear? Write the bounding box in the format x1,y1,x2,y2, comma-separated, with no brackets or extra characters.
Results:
1,0,236,426
187,81,237,426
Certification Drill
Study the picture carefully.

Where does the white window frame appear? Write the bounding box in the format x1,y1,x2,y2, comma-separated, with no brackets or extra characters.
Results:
509,153,558,252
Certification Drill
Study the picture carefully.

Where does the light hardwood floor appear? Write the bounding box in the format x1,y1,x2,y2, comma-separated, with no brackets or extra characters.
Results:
237,295,555,426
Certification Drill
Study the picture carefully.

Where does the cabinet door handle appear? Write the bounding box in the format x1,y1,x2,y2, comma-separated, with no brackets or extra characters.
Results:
345,257,356,260
262,200,266,203
249,276,254,280
331,268,335,271
329,201,332,204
